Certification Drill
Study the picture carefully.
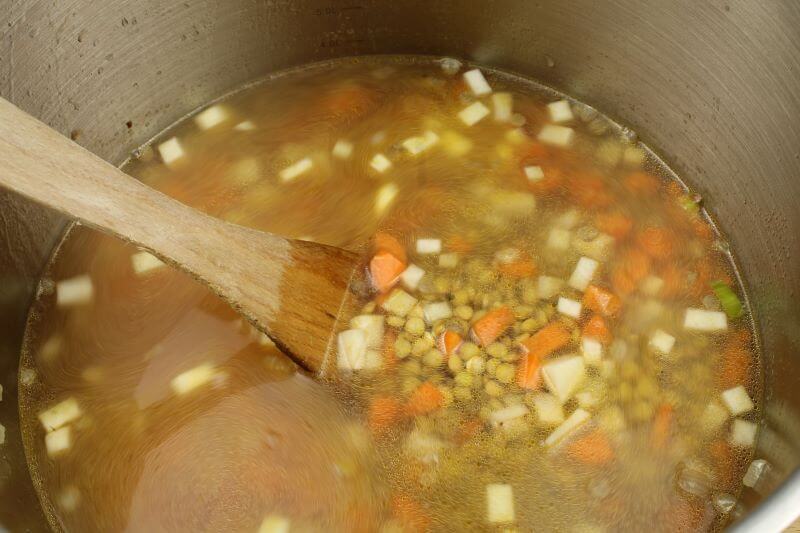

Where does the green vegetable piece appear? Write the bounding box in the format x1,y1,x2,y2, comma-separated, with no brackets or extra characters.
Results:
711,280,743,319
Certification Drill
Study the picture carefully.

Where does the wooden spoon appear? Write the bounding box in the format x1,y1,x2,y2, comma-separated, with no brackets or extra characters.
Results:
0,97,365,376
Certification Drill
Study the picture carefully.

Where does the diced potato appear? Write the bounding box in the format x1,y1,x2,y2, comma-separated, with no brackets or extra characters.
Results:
57,485,81,512
568,256,599,291
259,514,290,533
463,68,492,96
537,276,564,299
458,102,491,126
439,253,459,269
743,459,768,488
541,355,586,402
524,165,544,182
364,349,383,370
337,329,368,371
440,130,473,157
684,308,727,332
171,364,220,395
350,315,385,348
56,275,94,307
45,426,72,457
623,146,646,166
194,105,228,130
157,137,184,166
700,400,729,435
489,404,529,426
400,264,426,291
369,153,392,173
423,302,452,324
375,182,399,215
492,92,513,122
649,329,676,355
532,392,565,426
401,131,439,155
581,337,603,366
332,139,354,159
234,120,256,131
39,336,63,362
486,484,515,523
381,289,419,317
544,408,590,447
538,125,574,147
721,385,754,416
730,419,757,448
39,397,82,432
556,297,582,319
131,251,165,275
416,238,442,255
546,228,571,250
576,390,600,409
279,157,313,183
640,275,664,296
547,100,574,123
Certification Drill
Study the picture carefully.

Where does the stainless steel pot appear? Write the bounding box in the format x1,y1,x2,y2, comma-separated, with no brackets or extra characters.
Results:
1,0,799,530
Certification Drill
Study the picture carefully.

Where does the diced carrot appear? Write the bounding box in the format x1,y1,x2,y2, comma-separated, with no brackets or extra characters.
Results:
583,285,621,317
687,260,712,299
516,352,543,389
369,251,406,293
622,248,652,282
566,428,614,465
391,494,430,533
637,227,675,259
320,84,376,118
447,235,473,254
497,256,537,278
368,396,403,436
709,439,736,489
624,171,660,195
520,321,571,359
374,232,407,263
651,403,674,449
406,382,444,416
471,306,515,346
717,343,752,391
521,141,549,161
438,330,463,356
383,330,398,371
455,417,484,445
691,217,713,242
610,268,636,298
571,174,614,209
659,264,684,298
595,212,634,240
583,314,612,345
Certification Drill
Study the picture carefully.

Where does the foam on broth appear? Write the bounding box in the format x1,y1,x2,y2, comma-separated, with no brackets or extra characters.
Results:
18,56,761,532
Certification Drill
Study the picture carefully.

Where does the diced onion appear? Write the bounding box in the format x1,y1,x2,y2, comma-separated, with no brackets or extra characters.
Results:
131,251,165,276
171,364,218,395
568,256,599,291
486,484,515,523
157,137,185,167
194,105,228,130
56,275,94,307
369,153,392,173
721,385,754,416
489,404,529,426
332,139,354,159
547,100,574,123
557,297,582,319
649,329,676,355
541,355,586,402
684,308,728,332
374,182,399,215
439,253,459,269
258,514,290,533
458,102,490,126
39,397,82,432
416,238,442,255
337,329,368,371
381,289,418,317
537,276,564,300
279,157,313,183
581,337,603,366
492,92,513,122
400,264,426,291
463,69,492,96
45,426,72,457
423,302,452,324
730,419,757,448
544,408,590,447
349,315,385,349
532,392,565,426
401,131,439,155
439,57,462,76
743,459,769,488
538,124,574,147
546,228,571,250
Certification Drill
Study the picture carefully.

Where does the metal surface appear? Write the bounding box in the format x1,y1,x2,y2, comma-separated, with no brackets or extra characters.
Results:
1,0,799,530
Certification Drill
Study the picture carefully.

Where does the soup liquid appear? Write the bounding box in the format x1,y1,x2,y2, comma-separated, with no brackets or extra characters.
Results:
19,57,760,532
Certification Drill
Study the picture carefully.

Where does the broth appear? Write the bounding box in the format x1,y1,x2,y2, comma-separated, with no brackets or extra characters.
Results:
18,57,761,532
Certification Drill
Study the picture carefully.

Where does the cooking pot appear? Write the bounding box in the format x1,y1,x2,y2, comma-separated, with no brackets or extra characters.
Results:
1,0,798,530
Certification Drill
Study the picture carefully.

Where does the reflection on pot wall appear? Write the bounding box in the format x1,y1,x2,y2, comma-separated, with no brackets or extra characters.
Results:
1,0,799,530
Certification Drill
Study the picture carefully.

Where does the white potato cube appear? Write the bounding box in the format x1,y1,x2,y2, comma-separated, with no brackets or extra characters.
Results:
557,297,582,319
547,228,571,250
463,68,492,96
171,364,217,395
194,105,228,130
39,397,82,432
45,426,72,457
400,264,426,291
538,125,574,147
440,130,473,156
423,302,452,324
369,153,392,173
684,308,728,332
743,459,768,488
524,165,544,182
649,329,676,355
541,355,586,402
57,485,81,512
350,315,385,348
486,484,515,523
401,131,439,155
547,99,574,123
641,275,664,296
700,401,729,435
375,182,399,215
544,408,590,447
259,514,290,533
381,289,418,317
537,276,564,299
439,253,459,269
721,385,754,416
157,137,184,166
532,393,565,426
233,120,256,131
492,92,513,122
131,251,165,275
279,157,313,183
56,275,94,307
489,404,529,427
332,139,354,159
730,419,757,448
458,102,490,126
581,337,603,366
568,256,599,291
416,238,442,254
337,329,368,371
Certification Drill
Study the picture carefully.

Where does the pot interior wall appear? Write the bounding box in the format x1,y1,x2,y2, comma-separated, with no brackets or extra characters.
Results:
1,0,799,530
